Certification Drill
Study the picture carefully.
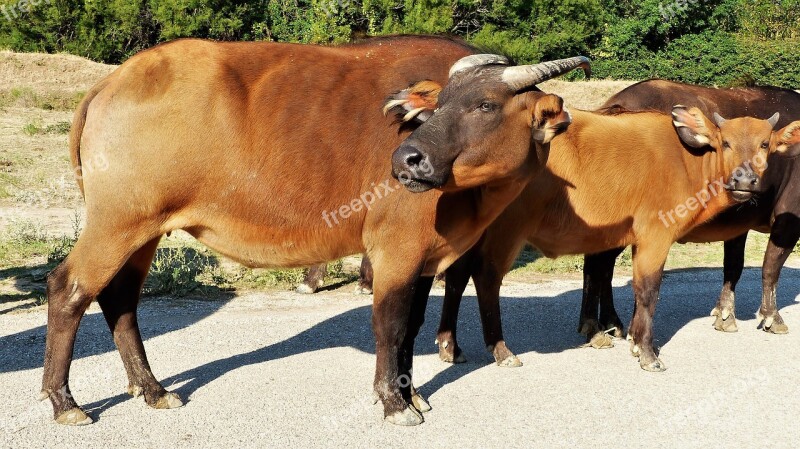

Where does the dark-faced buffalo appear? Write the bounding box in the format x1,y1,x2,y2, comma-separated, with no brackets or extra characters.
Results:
43,37,590,426
393,73,800,371
573,80,800,338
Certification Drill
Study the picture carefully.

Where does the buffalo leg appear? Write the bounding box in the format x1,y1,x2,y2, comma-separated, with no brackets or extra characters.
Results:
758,214,800,333
355,255,374,295
472,240,526,367
96,237,182,409
370,253,426,426
399,276,434,413
435,250,474,364
711,234,747,332
628,242,670,372
297,263,327,294
580,247,625,342
42,225,160,425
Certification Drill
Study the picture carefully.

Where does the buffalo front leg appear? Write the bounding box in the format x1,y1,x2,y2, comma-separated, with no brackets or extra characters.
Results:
435,250,473,364
758,214,800,334
580,247,625,346
370,255,426,426
628,242,670,372
96,237,182,410
398,276,434,413
297,263,327,294
711,234,747,332
42,226,158,425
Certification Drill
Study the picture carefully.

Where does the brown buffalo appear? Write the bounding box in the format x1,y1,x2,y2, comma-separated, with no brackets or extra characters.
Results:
393,73,800,371
575,80,800,338
42,37,589,426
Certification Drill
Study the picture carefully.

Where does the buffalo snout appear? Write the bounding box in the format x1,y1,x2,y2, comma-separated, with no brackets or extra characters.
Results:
726,165,761,202
391,144,445,193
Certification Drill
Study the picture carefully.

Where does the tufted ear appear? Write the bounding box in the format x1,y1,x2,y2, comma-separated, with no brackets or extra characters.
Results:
383,80,442,123
530,94,571,144
774,121,800,157
672,105,720,149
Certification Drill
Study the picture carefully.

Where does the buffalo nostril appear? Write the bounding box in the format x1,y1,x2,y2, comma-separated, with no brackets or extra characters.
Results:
404,151,424,167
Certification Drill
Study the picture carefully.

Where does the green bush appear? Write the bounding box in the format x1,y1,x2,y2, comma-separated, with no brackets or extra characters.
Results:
0,0,797,88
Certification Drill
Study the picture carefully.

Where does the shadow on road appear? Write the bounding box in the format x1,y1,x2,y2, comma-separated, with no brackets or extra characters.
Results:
2,267,798,420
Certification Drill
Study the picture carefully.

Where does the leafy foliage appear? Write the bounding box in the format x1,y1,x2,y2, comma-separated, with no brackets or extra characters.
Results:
0,0,797,86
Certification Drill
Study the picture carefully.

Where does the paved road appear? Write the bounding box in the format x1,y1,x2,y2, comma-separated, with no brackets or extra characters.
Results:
2,267,799,448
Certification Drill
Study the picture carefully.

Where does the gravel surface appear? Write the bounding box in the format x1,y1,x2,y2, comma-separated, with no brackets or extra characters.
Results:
2,267,799,448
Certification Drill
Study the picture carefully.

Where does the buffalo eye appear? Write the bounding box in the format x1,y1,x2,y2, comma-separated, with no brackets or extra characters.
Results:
722,140,730,149
478,101,497,113
760,141,769,149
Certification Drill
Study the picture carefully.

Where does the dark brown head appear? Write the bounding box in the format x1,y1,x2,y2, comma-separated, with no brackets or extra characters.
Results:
390,55,590,192
672,106,800,202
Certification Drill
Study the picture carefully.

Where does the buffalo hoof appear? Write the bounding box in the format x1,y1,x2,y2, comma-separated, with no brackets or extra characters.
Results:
588,331,614,349
353,284,373,295
385,405,424,426
712,314,738,333
55,408,93,426
153,392,184,409
295,284,316,294
578,318,602,338
640,357,667,372
411,392,432,413
491,342,522,367
759,312,789,334
436,338,466,364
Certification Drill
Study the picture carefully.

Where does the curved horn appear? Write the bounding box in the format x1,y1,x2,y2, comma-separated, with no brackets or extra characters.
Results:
501,56,591,91
713,112,727,127
768,112,780,129
449,54,510,78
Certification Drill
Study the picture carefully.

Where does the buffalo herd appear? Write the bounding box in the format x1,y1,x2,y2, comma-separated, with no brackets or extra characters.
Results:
41,35,800,426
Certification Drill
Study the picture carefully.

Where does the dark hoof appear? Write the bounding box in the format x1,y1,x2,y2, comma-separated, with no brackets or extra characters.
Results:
436,339,466,364
55,408,93,426
385,405,424,426
152,392,184,409
411,392,431,413
712,314,738,333
578,319,602,337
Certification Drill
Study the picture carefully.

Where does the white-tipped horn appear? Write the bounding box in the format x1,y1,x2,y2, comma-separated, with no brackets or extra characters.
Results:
500,56,591,91
383,99,409,116
449,54,510,78
403,107,427,122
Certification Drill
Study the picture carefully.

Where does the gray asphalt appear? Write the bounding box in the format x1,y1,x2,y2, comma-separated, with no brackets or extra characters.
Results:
2,267,799,448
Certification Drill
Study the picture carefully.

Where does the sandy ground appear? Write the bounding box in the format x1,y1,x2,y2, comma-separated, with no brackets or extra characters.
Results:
2,266,800,448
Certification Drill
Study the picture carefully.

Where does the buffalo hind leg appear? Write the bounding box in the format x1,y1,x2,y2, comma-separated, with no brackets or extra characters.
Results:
580,248,625,347
435,250,473,364
628,242,669,372
96,237,182,410
297,263,327,294
355,255,374,295
758,214,800,334
711,234,747,332
42,226,159,425
370,253,426,425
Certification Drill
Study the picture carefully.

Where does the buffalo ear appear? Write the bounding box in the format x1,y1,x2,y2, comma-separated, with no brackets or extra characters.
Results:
672,105,720,149
774,121,800,157
383,80,442,123
531,94,571,144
